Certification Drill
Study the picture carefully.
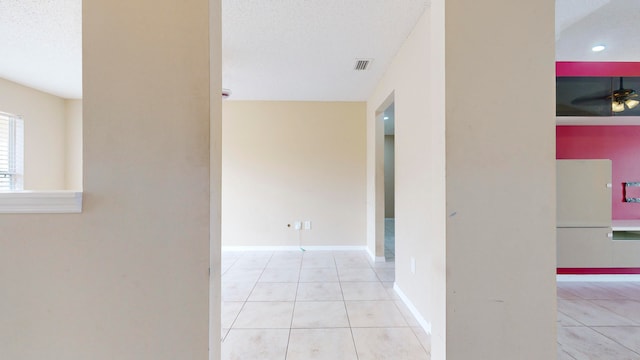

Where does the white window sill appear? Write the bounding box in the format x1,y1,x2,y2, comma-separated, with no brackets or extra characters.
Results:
0,191,83,213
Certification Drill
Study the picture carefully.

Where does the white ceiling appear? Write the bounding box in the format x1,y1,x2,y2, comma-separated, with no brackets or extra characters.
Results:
1,1,639,100
0,0,81,99
222,0,429,101
556,0,640,62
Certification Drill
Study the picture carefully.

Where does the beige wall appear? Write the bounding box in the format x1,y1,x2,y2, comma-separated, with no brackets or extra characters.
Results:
0,0,216,359
367,6,446,353
369,1,556,358
222,101,366,247
384,135,395,218
0,78,83,191
65,99,83,190
0,77,66,189
437,0,557,359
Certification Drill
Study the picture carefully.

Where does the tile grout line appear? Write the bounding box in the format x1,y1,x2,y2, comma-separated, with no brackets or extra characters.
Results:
557,308,588,328
557,281,640,359
557,343,579,360
225,254,428,359
283,250,305,360
558,298,615,329
583,298,640,326
377,260,430,356
588,325,640,357
582,298,640,326
408,325,431,355
365,252,429,358
221,252,253,342
223,251,275,342
220,254,241,276
335,254,361,360
223,250,433,359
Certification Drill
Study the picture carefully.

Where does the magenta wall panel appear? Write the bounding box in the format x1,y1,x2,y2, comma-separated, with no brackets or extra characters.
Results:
557,126,640,219
557,62,640,77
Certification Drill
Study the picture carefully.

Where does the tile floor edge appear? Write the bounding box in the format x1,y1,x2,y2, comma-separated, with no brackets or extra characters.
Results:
366,247,386,263
393,283,432,334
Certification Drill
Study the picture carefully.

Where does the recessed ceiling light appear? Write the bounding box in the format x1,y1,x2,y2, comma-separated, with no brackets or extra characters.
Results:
591,45,606,52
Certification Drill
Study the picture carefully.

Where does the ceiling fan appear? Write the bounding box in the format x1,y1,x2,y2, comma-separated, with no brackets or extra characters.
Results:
610,77,639,112
571,77,640,113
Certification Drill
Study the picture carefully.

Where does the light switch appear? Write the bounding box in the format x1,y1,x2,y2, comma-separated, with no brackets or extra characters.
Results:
304,220,312,230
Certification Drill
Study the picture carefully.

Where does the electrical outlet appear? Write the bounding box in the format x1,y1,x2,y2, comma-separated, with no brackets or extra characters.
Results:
294,221,302,230
303,220,311,230
410,257,416,274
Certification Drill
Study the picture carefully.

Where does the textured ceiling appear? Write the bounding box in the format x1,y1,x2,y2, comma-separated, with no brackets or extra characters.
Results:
1,1,639,100
222,0,429,101
0,0,81,99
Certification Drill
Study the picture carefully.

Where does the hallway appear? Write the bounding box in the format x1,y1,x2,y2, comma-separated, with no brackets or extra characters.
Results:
221,249,430,359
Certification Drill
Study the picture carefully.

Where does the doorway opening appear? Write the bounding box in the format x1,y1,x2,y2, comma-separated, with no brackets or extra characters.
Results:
383,103,395,262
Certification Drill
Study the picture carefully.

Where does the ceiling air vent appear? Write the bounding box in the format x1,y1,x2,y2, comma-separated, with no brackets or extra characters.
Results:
354,59,373,71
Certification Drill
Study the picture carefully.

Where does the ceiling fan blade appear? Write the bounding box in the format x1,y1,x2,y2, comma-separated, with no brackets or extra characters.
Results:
571,95,609,105
557,103,609,116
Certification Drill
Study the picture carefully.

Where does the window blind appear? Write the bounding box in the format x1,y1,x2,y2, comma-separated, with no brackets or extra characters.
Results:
0,112,24,191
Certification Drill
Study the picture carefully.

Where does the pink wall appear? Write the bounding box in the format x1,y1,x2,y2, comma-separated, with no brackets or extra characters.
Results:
557,126,640,219
557,61,640,76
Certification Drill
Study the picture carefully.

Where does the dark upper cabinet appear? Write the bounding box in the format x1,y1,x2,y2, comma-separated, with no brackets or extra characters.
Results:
556,77,640,116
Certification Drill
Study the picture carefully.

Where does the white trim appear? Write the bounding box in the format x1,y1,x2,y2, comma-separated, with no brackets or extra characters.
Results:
557,275,640,282
222,245,367,252
367,247,375,261
393,283,432,334
366,247,386,262
612,220,640,231
557,116,640,126
0,191,83,213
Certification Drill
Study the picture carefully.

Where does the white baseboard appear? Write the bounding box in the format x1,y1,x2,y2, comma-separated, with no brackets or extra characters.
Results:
557,275,640,282
393,283,432,334
366,247,386,263
222,245,367,252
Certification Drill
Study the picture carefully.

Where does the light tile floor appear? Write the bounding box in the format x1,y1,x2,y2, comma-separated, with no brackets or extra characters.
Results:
557,281,640,359
221,250,430,360
384,218,395,262
223,250,640,359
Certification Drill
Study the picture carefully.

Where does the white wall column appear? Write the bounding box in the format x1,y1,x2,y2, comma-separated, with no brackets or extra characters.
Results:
431,0,557,359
